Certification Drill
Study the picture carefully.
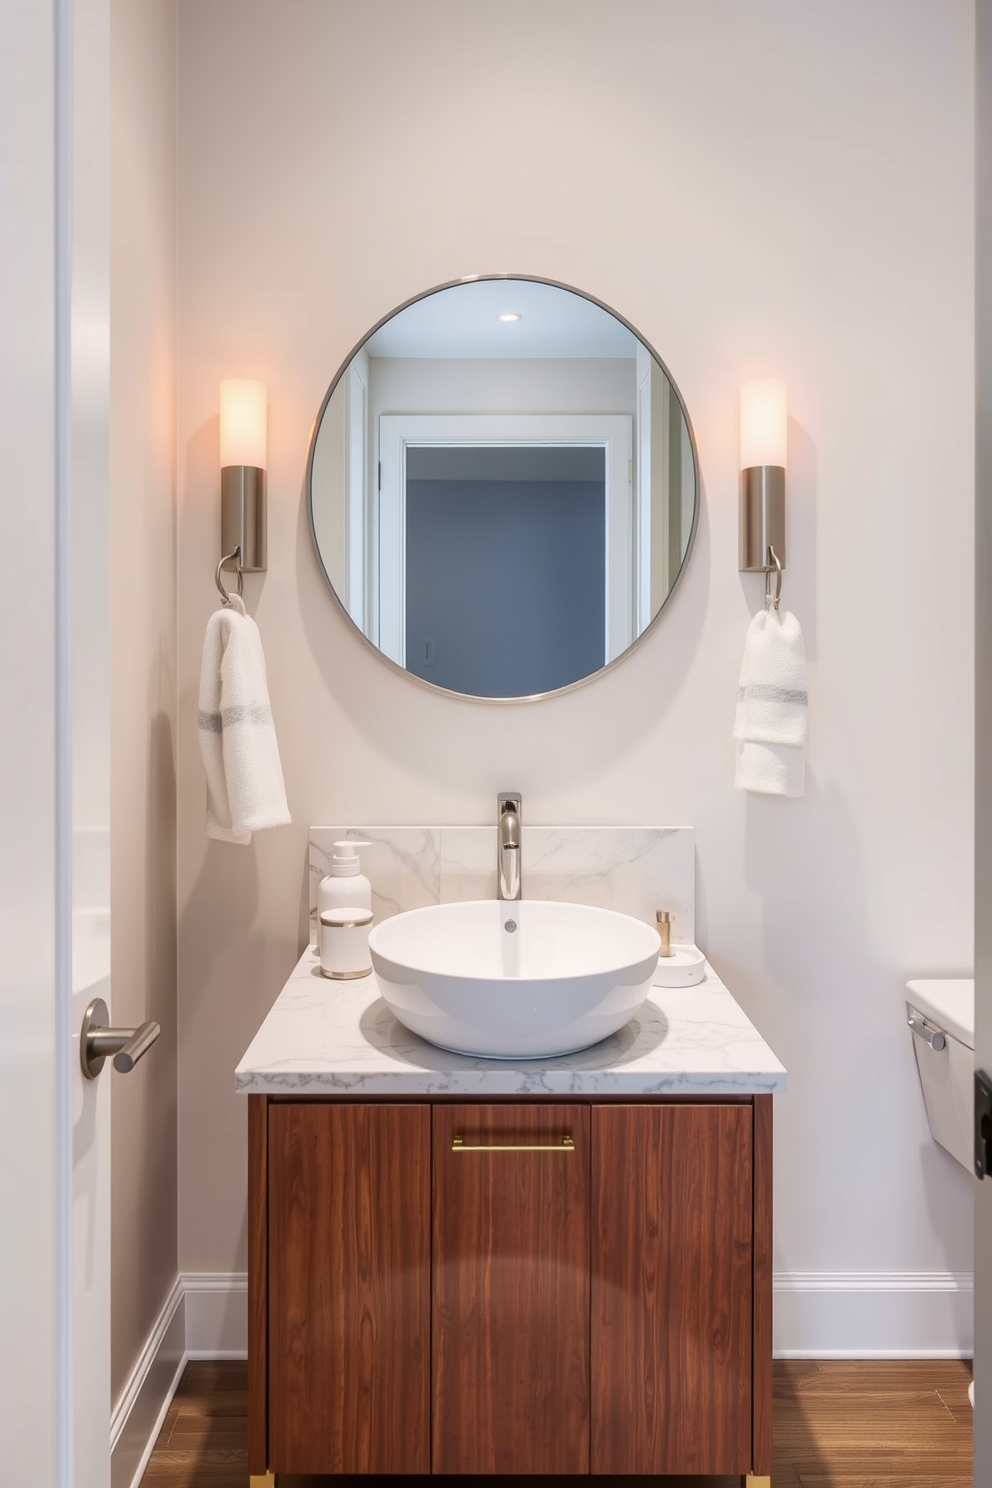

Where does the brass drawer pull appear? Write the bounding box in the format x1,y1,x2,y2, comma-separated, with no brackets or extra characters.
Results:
451,1134,574,1153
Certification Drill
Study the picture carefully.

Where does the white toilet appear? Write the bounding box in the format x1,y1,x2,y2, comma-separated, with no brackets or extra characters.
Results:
905,977,974,1173
905,977,975,1412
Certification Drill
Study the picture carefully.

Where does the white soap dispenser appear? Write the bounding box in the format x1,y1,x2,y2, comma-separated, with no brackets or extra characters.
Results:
314,840,373,944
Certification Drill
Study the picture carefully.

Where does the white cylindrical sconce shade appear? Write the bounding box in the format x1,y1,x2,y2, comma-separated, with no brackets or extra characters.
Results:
739,377,787,573
219,379,268,576
219,378,267,470
739,378,788,470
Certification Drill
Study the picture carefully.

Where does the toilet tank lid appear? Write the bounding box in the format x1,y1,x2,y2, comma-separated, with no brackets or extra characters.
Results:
906,978,974,1050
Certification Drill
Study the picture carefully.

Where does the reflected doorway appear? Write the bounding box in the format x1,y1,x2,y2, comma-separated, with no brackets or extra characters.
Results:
404,444,606,697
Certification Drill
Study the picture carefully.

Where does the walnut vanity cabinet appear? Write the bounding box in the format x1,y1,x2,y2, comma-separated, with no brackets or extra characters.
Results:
262,1101,430,1474
248,1094,773,1481
432,1103,591,1474
591,1102,760,1475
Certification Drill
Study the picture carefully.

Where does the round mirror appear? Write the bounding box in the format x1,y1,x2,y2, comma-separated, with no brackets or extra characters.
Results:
306,275,699,701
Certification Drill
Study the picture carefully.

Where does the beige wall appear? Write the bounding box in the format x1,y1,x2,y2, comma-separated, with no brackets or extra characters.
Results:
110,0,179,1402
175,0,975,1302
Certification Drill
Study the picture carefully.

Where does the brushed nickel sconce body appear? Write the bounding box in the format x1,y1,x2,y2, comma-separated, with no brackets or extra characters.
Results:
739,464,785,573
221,464,267,573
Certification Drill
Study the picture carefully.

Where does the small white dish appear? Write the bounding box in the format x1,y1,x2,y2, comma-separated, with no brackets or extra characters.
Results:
652,944,706,988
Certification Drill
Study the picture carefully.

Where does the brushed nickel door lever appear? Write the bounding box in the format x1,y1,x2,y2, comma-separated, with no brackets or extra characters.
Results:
80,996,161,1080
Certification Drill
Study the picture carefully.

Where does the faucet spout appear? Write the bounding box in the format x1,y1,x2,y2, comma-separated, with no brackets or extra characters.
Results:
497,793,522,901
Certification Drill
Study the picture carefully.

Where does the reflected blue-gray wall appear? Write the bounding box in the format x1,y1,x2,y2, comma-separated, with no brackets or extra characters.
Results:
405,469,605,697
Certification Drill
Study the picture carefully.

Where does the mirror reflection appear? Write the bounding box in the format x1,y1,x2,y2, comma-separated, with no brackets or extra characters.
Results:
307,277,698,700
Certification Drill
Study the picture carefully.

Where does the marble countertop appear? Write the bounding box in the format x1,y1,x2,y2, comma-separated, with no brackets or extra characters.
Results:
235,948,787,1096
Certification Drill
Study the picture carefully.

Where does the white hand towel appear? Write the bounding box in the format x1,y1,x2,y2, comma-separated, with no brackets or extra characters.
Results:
198,595,291,844
733,607,808,798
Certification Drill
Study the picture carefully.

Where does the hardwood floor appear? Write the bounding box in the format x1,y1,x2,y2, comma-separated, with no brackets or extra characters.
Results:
139,1358,973,1487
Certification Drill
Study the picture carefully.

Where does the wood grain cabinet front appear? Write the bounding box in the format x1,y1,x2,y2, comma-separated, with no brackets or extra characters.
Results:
432,1104,590,1474
265,1102,430,1475
591,1103,754,1476
249,1093,771,1479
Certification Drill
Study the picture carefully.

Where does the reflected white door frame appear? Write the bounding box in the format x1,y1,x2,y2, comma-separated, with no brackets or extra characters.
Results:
377,413,633,669
345,355,368,631
635,343,656,636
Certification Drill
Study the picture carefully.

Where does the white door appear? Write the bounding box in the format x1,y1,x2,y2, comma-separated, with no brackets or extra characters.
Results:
977,0,992,1472
0,1,113,1484
979,4,992,1478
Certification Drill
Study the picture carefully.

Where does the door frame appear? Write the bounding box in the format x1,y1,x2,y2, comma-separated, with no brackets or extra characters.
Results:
975,0,992,1468
376,412,633,668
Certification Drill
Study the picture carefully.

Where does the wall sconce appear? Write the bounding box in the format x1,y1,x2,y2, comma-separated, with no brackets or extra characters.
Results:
216,378,267,602
739,378,787,608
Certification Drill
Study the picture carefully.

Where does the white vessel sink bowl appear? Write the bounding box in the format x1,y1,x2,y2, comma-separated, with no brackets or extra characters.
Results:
368,899,660,1059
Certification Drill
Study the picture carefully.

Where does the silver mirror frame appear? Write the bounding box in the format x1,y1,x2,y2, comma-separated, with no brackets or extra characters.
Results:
305,273,700,704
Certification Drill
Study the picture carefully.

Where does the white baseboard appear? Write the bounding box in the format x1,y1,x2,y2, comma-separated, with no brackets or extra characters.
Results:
109,1268,973,1487
774,1271,974,1358
109,1273,247,1488
182,1271,248,1358
110,1277,185,1488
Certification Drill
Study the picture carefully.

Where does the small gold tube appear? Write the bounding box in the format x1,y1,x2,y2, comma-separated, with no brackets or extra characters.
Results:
656,910,673,957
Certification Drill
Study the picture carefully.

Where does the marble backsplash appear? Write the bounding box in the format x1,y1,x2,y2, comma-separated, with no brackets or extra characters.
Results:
309,826,695,945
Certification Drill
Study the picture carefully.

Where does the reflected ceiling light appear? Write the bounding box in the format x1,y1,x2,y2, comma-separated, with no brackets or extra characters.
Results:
497,312,522,322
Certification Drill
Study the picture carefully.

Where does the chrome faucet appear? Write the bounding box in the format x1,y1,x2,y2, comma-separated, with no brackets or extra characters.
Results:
497,792,522,901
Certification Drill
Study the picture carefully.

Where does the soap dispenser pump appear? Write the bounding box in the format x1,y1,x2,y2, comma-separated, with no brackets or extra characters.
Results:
315,840,373,943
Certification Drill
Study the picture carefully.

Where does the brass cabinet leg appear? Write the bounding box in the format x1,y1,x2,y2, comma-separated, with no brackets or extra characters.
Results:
249,1476,275,1486
744,1477,772,1487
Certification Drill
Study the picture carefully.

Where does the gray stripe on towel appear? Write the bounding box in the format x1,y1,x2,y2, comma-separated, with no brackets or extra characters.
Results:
198,703,273,732
738,683,808,706
221,702,273,727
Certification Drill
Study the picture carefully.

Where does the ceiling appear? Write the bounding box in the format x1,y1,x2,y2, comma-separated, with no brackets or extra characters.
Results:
365,277,639,359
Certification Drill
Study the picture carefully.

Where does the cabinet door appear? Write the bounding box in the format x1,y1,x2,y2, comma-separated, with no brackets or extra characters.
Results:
268,1102,430,1474
432,1104,590,1474
591,1103,753,1475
